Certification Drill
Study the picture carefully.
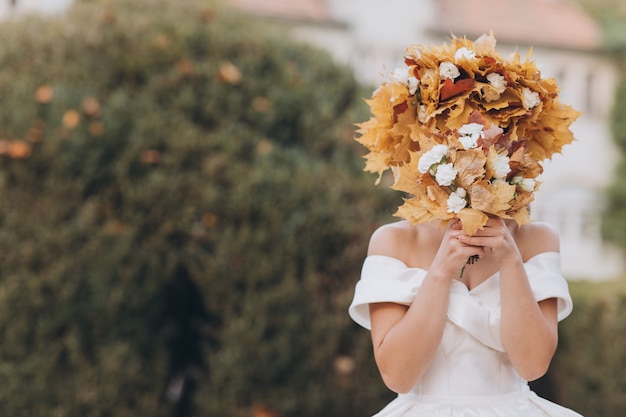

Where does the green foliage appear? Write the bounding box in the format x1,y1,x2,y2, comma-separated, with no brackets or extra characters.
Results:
600,61,626,242
575,0,626,56
550,279,626,416
575,0,626,247
602,58,626,244
0,0,398,416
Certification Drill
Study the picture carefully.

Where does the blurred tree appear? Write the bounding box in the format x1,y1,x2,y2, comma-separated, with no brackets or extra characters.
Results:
0,0,398,416
575,0,626,55
575,0,626,247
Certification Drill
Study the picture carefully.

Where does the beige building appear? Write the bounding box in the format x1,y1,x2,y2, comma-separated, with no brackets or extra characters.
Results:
0,0,71,17
3,0,623,279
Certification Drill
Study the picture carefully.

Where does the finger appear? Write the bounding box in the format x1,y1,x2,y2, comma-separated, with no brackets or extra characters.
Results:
450,220,462,230
464,245,485,260
452,236,485,256
459,235,504,249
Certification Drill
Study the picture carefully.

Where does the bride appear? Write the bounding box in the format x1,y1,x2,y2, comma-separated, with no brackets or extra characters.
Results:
349,217,584,416
349,31,584,416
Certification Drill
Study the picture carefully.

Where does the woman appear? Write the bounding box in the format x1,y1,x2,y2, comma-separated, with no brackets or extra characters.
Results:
348,216,583,416
349,32,584,416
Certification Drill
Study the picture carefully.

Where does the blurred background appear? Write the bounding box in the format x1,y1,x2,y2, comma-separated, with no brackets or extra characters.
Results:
0,0,625,416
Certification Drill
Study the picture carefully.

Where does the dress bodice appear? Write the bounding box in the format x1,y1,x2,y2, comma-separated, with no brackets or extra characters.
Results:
415,306,525,397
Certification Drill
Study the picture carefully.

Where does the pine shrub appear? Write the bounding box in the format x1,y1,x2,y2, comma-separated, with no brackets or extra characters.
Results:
0,1,398,416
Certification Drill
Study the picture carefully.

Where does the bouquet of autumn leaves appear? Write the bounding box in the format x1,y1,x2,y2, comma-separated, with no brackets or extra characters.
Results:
357,32,581,235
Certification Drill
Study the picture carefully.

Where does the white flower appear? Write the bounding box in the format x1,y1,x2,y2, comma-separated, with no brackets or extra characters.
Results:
430,144,449,161
454,47,476,62
435,163,457,186
418,144,448,174
459,135,479,150
447,189,467,213
486,72,507,94
391,67,408,83
511,176,536,192
522,87,541,110
493,154,511,179
439,62,460,80
418,104,427,123
460,123,483,139
458,123,484,137
391,67,420,95
407,77,420,95
457,123,484,150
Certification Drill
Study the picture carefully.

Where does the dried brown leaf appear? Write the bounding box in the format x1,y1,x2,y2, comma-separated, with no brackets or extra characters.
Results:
454,149,487,190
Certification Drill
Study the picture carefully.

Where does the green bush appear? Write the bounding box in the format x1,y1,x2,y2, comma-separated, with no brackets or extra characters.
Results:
0,1,398,416
576,0,626,246
550,279,626,416
601,66,626,244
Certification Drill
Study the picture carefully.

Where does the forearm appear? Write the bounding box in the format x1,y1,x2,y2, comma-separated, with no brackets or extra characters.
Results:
372,272,451,393
499,260,558,380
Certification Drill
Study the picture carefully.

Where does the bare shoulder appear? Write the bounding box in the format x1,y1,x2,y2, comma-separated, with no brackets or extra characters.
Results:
516,221,560,260
367,220,416,258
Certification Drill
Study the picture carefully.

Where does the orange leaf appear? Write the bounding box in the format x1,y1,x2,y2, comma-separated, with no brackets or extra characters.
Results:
0,140,32,159
440,78,475,101
62,109,81,129
202,212,219,228
177,58,194,76
252,405,278,417
82,97,101,117
393,101,408,122
256,139,273,155
140,149,161,164
35,85,54,104
218,61,242,85
88,121,105,137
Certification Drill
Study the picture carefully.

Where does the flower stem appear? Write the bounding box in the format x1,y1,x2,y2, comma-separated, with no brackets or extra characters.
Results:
459,254,479,278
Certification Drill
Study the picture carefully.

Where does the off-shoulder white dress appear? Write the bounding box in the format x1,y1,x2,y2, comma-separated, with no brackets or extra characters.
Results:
348,252,583,417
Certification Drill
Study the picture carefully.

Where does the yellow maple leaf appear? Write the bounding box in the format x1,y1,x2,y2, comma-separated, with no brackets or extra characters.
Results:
523,102,581,160
489,181,517,213
457,208,489,235
391,153,420,194
508,189,536,212
362,151,392,184
510,206,532,226
394,197,432,225
438,96,476,131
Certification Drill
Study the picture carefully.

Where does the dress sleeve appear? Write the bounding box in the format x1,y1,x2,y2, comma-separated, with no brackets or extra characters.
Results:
348,255,427,330
525,252,573,322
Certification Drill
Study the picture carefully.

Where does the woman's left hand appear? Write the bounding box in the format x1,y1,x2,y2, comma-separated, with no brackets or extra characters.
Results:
455,217,522,266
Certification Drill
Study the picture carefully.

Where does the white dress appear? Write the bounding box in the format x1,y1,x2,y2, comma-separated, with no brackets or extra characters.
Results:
348,252,584,417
